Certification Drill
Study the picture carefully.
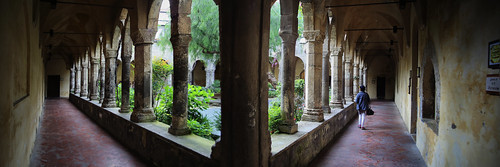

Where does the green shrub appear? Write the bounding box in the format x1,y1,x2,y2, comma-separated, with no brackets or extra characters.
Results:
154,84,215,139
268,99,282,134
207,79,221,93
294,79,305,122
115,82,135,110
214,111,221,131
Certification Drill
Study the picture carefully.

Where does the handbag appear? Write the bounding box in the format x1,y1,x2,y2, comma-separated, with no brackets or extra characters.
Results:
367,107,374,115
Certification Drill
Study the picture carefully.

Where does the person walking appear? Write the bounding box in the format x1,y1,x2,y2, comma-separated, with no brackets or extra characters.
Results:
355,85,370,130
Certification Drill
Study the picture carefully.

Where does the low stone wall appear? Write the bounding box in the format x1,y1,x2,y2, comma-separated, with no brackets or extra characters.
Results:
70,94,214,167
270,103,357,167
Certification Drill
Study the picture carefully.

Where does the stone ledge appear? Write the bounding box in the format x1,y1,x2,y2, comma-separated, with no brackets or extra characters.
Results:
70,94,215,167
270,103,357,167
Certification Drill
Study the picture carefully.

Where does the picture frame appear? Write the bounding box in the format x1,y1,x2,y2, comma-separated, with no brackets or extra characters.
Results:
488,39,500,69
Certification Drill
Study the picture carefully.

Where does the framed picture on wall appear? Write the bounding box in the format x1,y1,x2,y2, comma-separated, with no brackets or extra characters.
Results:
488,39,500,69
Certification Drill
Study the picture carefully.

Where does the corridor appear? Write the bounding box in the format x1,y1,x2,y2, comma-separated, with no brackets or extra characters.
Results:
30,99,147,167
309,101,426,167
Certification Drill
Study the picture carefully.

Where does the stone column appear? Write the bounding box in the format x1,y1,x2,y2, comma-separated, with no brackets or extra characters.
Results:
120,17,132,113
345,60,353,102
130,28,156,122
75,59,81,95
329,48,343,108
205,58,217,87
168,0,192,135
70,67,75,93
213,0,272,165
90,58,100,100
363,67,367,87
99,47,105,103
278,0,299,134
80,54,89,98
301,2,324,122
188,64,194,84
321,33,330,113
101,49,118,108
353,62,359,94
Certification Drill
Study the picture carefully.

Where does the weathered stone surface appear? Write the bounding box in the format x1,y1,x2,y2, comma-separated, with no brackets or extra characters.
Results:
70,67,75,93
270,103,356,167
131,28,156,122
102,49,117,108
302,30,325,122
70,95,214,167
80,55,88,98
90,59,99,100
330,47,343,109
75,61,81,95
279,2,299,133
169,34,191,135
99,50,105,103
344,61,353,102
120,19,132,113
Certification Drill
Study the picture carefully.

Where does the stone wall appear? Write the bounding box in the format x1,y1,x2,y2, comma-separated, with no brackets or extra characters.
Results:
70,94,215,167
45,57,70,97
270,103,356,167
0,0,44,166
393,1,500,166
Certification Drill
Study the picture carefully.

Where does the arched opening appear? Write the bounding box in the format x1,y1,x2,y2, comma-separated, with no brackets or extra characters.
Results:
295,57,305,80
192,60,206,86
422,57,435,119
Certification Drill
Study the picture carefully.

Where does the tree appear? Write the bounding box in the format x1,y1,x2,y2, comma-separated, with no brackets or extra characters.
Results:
157,0,220,61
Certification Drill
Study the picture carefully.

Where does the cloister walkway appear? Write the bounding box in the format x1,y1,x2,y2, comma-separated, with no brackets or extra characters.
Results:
30,99,425,166
309,101,426,167
30,99,148,167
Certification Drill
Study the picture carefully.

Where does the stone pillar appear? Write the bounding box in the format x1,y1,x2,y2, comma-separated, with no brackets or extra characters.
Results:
120,17,132,113
90,58,100,100
321,34,330,113
75,59,81,95
99,47,105,103
345,60,353,102
329,48,343,108
278,0,299,134
205,58,217,87
130,28,156,122
353,62,359,94
301,2,324,122
188,64,194,84
363,67,367,87
101,49,118,108
168,0,192,135
80,54,89,98
214,0,272,166
70,67,75,93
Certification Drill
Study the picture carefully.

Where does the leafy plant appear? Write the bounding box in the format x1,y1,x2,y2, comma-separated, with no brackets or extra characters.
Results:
268,99,282,134
294,79,305,121
152,58,173,108
154,84,214,139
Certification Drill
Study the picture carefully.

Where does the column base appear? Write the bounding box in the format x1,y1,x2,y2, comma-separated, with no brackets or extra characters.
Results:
119,106,131,113
301,108,324,122
330,101,344,109
279,123,298,134
90,94,99,100
322,106,331,113
80,92,88,97
168,126,191,136
130,108,156,122
101,98,117,108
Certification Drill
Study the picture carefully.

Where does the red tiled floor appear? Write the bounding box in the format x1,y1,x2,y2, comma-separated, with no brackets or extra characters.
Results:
309,101,426,167
30,99,147,167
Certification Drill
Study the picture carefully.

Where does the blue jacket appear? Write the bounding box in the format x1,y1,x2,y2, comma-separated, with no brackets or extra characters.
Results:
355,91,370,111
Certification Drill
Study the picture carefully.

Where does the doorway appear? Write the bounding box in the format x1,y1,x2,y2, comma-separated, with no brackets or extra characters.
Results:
377,77,385,99
47,75,60,98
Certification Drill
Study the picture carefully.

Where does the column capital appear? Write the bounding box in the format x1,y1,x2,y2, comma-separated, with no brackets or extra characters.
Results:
105,49,118,58
92,58,100,64
330,47,341,56
131,28,156,45
170,34,192,47
303,30,324,42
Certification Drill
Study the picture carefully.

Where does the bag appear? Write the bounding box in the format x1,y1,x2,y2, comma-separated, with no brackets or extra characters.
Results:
367,108,374,115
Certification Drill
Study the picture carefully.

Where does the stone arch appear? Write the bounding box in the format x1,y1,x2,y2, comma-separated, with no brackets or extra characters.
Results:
295,57,305,80
192,60,206,86
419,37,441,134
